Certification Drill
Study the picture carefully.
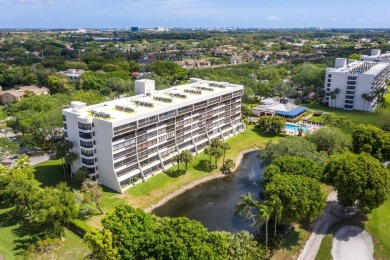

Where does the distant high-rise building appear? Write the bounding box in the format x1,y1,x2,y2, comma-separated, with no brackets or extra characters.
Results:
156,26,169,32
131,27,139,32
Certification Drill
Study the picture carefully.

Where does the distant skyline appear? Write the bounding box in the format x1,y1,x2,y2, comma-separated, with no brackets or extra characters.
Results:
2,0,390,29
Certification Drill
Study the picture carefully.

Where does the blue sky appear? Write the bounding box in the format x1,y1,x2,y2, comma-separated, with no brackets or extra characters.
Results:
1,0,390,28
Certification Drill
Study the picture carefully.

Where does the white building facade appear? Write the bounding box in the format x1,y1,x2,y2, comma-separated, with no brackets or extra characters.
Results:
63,79,244,193
323,58,389,111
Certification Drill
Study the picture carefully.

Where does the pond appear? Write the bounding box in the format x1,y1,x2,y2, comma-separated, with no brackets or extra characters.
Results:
153,151,263,233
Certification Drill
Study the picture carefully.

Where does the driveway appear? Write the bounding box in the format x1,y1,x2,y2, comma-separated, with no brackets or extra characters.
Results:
331,225,374,260
297,191,358,260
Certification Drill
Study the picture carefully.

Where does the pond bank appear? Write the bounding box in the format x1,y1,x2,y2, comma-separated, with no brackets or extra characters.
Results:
145,147,259,213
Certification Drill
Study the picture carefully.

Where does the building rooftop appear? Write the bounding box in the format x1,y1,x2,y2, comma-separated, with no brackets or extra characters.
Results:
64,80,242,123
335,61,388,75
1,85,49,97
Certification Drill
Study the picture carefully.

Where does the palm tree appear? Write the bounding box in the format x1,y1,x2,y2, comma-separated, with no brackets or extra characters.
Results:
269,195,283,237
221,142,231,166
361,93,369,110
220,158,235,174
210,138,223,167
172,153,182,173
180,150,193,173
331,88,340,107
55,140,73,177
259,204,272,249
204,146,212,171
65,152,78,178
235,192,261,234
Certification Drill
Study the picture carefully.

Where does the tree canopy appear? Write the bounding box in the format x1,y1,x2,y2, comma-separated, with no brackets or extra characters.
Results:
352,124,390,161
265,174,326,225
304,127,351,155
324,152,390,211
257,136,328,167
263,156,322,185
85,205,267,260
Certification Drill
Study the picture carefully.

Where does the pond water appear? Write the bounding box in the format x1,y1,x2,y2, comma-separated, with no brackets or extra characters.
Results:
153,151,263,233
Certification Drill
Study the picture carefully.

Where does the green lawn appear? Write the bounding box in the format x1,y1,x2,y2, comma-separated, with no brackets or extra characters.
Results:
366,195,390,260
0,207,90,260
306,90,390,133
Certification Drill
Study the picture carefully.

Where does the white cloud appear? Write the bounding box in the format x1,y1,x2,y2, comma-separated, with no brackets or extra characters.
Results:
267,15,281,21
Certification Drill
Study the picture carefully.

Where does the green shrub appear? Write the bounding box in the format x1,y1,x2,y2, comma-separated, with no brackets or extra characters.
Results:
68,219,96,238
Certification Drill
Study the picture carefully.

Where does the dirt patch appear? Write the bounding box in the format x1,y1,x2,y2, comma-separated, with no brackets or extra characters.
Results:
331,225,374,260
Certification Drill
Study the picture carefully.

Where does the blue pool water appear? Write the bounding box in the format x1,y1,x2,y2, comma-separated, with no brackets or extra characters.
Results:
285,123,311,132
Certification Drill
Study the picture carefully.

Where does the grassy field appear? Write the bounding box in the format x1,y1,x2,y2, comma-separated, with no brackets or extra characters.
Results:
0,207,90,260
306,90,390,133
316,194,390,260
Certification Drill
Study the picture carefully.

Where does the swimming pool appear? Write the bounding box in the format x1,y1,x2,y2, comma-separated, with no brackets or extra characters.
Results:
285,123,311,132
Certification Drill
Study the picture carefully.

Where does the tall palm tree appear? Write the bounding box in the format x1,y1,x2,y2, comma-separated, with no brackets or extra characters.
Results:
180,150,193,173
55,140,74,177
361,93,369,110
269,195,283,237
235,192,261,234
204,146,212,171
172,153,182,173
221,142,231,166
259,204,272,250
65,152,78,178
333,88,340,107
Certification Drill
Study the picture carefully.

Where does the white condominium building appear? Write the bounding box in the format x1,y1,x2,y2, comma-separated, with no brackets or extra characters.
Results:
361,49,390,66
323,58,389,111
63,78,244,193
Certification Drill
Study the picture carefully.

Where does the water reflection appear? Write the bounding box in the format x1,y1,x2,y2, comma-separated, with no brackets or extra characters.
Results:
153,151,263,233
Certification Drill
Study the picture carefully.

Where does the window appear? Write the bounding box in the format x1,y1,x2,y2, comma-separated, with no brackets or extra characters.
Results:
113,138,136,151
327,79,331,82
79,131,93,139
327,83,331,87
78,123,92,130
86,167,95,174
82,158,95,165
62,115,66,121
347,76,357,80
328,74,332,78
345,95,354,100
347,81,356,85
81,149,94,157
63,123,67,129
80,140,93,148
344,104,353,109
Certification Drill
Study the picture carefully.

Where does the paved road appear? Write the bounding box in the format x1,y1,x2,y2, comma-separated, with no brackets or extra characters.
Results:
297,191,357,260
3,153,50,167
332,225,374,260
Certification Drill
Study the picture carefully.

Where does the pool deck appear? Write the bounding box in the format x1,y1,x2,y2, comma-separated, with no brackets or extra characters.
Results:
285,121,323,136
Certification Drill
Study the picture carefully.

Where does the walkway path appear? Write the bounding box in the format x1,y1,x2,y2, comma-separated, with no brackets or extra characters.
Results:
297,191,357,260
331,225,374,260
